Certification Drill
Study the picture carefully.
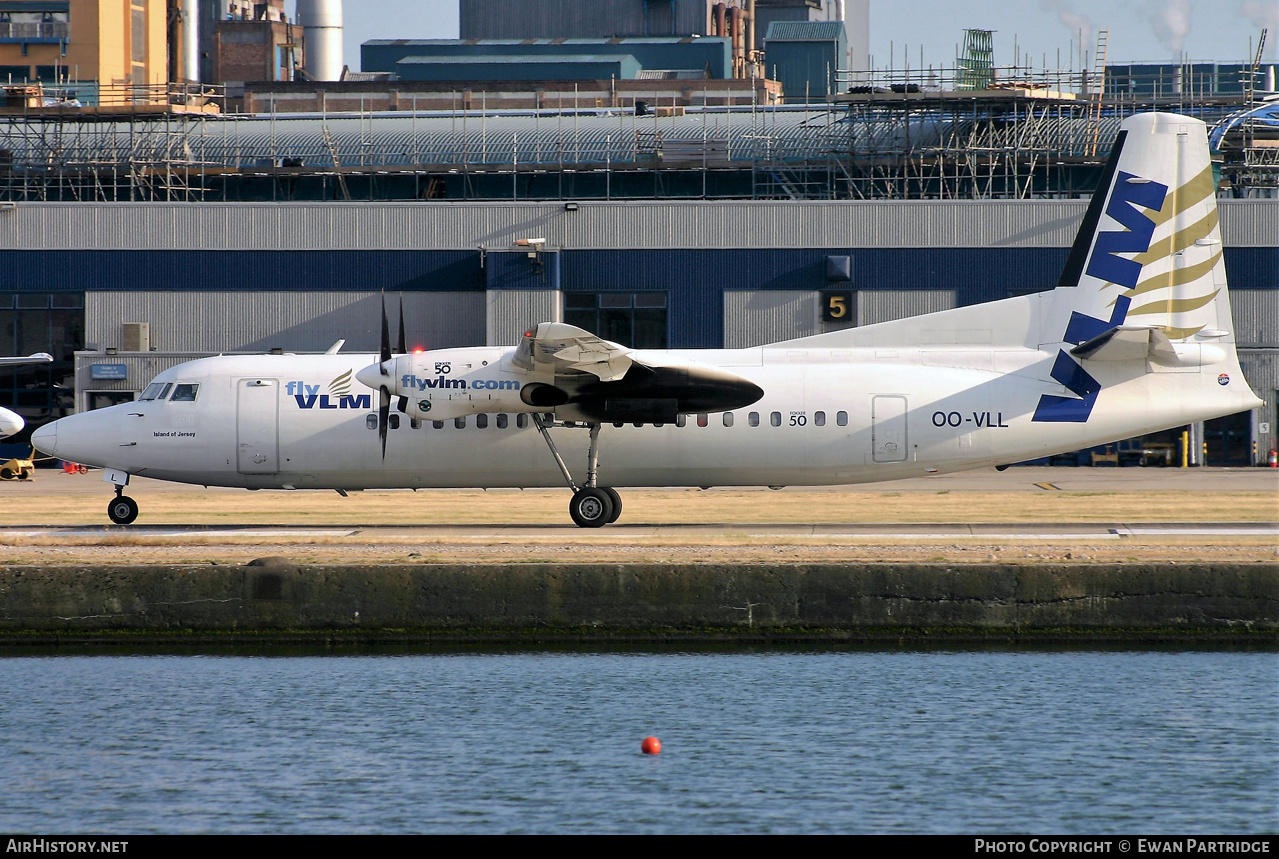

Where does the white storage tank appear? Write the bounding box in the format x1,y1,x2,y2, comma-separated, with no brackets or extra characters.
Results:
297,0,344,81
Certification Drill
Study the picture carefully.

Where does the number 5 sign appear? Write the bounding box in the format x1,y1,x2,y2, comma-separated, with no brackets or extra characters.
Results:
820,290,855,323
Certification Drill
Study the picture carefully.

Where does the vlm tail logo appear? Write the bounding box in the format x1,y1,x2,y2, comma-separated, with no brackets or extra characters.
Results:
1033,170,1168,423
287,371,372,410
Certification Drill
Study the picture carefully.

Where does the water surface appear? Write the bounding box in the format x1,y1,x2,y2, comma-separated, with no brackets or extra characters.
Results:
1,650,1274,834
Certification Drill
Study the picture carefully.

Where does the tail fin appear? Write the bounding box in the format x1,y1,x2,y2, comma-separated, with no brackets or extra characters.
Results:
1051,112,1234,344
1035,112,1261,425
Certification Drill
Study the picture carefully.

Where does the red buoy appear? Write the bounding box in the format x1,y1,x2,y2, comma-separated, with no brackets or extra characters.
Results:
641,736,661,755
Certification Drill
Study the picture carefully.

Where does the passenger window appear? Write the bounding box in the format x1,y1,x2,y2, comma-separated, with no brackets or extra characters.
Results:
496,414,508,429
697,414,708,427
169,384,199,402
770,411,782,427
389,414,400,430
837,411,848,426
454,417,467,429
723,413,734,427
676,414,687,427
476,414,488,429
139,382,172,401
410,418,421,429
432,420,444,429
613,422,625,428
748,412,759,427
516,413,528,429
815,411,826,427
366,414,378,430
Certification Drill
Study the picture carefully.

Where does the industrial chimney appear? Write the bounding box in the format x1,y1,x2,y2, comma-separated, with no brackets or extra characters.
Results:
297,0,343,81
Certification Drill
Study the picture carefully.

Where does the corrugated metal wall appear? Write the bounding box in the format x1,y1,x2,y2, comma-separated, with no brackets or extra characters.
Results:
1,199,1272,251
1230,290,1279,349
724,289,950,347
86,292,486,354
459,0,709,39
723,290,819,347
487,290,562,346
0,249,484,294
858,289,956,325
1237,348,1277,463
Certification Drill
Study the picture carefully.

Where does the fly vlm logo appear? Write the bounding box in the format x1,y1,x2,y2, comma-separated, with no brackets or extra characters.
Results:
400,373,521,392
1033,171,1168,423
287,370,372,410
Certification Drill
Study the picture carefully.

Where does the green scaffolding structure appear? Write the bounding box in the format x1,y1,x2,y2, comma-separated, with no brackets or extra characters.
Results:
956,29,994,91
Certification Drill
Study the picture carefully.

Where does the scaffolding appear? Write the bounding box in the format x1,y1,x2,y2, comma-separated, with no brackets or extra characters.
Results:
0,70,1273,203
0,83,221,202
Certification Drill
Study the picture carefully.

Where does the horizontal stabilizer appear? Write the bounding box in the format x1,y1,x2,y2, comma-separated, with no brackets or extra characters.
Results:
1070,325,1177,363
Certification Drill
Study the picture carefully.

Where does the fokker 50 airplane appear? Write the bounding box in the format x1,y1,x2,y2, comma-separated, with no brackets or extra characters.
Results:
32,113,1262,526
0,353,54,438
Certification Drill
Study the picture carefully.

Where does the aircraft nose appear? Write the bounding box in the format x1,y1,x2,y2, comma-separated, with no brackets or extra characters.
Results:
0,407,23,439
30,420,55,454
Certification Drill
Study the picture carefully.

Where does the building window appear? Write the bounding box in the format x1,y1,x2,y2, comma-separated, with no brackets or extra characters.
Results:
563,292,667,348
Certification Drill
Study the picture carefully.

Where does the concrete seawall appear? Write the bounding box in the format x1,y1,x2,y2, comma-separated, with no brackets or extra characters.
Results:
1,562,1275,644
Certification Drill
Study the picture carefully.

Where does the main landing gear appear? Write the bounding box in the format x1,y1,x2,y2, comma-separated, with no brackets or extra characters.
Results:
532,416,623,528
107,485,139,525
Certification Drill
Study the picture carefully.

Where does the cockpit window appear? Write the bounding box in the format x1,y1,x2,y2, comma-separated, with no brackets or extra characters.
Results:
169,384,199,402
138,382,172,401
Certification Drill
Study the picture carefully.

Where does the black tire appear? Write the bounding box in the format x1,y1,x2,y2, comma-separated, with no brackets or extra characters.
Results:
107,495,139,525
601,487,623,524
569,487,614,528
0,467,12,480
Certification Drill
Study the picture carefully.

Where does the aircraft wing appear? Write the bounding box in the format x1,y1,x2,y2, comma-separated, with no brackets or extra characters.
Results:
0,352,53,367
508,322,764,422
511,323,634,381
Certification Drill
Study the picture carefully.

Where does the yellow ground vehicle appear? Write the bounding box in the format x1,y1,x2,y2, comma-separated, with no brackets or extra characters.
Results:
0,456,34,480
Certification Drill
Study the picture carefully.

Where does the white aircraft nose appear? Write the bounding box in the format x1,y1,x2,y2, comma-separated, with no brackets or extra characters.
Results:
355,362,390,391
0,406,23,439
30,419,54,452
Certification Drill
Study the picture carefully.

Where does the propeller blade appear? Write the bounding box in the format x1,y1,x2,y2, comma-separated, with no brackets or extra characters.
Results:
397,297,407,356
395,296,410,414
378,385,390,459
379,295,392,373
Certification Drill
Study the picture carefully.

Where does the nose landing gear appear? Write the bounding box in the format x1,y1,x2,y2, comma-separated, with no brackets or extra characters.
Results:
107,485,139,525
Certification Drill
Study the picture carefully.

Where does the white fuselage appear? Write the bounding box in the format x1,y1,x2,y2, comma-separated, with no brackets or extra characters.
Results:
35,341,1254,492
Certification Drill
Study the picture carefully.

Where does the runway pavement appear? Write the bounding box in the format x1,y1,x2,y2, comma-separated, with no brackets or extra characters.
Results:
0,465,1273,565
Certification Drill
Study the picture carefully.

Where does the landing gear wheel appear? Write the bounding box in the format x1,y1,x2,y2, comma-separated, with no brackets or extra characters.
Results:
601,487,623,524
569,487,614,528
107,495,139,525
